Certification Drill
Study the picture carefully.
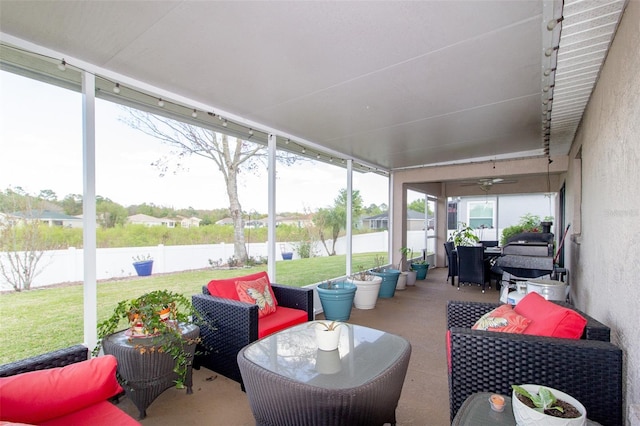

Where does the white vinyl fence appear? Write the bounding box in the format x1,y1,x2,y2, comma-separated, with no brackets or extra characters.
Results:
0,230,429,291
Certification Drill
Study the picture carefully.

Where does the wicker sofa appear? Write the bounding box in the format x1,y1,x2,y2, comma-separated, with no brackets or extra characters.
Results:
192,273,313,386
447,300,623,426
0,345,139,425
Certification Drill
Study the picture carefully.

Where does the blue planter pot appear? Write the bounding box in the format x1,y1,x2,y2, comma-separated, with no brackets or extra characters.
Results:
371,269,400,298
133,260,153,276
411,263,429,280
281,252,293,260
317,281,357,321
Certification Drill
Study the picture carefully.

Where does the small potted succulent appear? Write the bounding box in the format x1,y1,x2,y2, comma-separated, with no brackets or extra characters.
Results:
511,384,586,426
310,320,345,351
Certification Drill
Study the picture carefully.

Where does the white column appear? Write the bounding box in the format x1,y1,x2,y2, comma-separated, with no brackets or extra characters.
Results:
346,160,353,276
267,134,277,280
82,71,98,352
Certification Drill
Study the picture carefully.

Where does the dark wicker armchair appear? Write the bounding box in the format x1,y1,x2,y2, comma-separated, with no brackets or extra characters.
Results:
192,284,313,385
447,300,623,426
0,344,88,377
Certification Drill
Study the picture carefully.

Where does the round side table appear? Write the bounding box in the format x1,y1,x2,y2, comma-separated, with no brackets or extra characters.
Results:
102,323,200,419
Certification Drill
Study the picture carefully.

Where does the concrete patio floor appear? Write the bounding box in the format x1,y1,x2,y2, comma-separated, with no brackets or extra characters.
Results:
117,267,498,425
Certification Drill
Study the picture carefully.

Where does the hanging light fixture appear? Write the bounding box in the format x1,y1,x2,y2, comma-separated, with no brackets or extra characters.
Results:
157,98,165,107
113,83,121,94
191,109,198,118
57,59,66,71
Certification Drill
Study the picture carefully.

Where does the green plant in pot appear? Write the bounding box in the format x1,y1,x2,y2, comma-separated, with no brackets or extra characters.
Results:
449,222,480,247
369,256,400,298
317,280,357,321
512,384,586,425
94,289,201,389
348,266,383,309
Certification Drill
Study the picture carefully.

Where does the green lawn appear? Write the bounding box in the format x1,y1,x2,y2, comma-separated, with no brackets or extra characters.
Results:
0,252,385,364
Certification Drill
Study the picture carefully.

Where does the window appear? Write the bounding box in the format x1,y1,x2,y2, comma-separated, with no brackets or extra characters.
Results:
468,201,495,229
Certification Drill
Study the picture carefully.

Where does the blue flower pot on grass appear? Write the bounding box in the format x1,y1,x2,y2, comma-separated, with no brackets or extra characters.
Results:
317,281,357,321
371,269,401,298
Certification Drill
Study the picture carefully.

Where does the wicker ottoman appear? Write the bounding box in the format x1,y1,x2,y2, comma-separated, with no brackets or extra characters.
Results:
238,322,411,426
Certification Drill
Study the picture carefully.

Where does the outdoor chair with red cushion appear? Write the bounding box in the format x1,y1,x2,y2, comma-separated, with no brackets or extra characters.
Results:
446,298,623,426
192,271,313,386
0,346,139,425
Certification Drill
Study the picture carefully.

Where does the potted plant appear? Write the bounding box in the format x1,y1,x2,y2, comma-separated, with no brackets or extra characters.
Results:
369,255,401,298
512,384,586,426
450,222,480,247
310,320,344,351
316,280,357,321
400,247,418,286
132,254,154,276
347,267,383,309
94,289,201,389
410,259,429,280
395,247,413,290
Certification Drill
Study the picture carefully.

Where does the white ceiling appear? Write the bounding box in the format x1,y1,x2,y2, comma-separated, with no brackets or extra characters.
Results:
0,0,627,173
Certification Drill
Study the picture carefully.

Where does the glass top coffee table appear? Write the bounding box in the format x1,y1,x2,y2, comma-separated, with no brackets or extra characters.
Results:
238,322,411,426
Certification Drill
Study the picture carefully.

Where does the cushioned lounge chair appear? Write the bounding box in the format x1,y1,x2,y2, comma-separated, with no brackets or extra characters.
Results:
446,300,623,426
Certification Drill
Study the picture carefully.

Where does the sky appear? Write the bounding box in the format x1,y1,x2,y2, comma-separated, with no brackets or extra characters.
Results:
0,71,397,213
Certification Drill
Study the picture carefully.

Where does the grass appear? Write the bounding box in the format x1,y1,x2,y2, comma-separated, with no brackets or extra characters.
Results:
0,252,385,364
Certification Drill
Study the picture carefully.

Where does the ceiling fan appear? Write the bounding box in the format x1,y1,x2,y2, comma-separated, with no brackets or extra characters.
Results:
460,177,517,192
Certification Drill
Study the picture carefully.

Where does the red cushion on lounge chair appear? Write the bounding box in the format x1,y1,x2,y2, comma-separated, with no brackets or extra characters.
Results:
207,271,271,302
258,306,308,338
514,292,587,339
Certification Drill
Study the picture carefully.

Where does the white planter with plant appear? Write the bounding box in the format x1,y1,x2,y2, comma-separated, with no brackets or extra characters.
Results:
512,384,586,426
312,320,344,351
396,271,408,290
348,268,382,309
406,269,417,286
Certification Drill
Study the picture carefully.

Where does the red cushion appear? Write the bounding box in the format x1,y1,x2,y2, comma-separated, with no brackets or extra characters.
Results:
258,306,308,338
472,304,531,334
235,276,278,318
514,292,587,339
40,400,140,426
206,271,272,302
0,355,123,424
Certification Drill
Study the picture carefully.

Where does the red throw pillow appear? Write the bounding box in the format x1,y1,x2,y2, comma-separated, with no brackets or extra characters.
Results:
0,355,122,424
206,271,271,302
514,292,587,339
472,304,531,333
235,276,278,318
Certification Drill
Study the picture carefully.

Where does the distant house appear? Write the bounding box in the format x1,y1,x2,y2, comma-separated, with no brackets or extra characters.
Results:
276,214,313,228
8,210,83,228
361,209,427,231
128,213,176,228
178,216,202,228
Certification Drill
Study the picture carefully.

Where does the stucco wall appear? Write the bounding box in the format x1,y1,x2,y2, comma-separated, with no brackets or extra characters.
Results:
566,1,640,423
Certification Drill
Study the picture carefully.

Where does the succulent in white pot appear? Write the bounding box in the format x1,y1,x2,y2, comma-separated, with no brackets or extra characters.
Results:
512,384,586,426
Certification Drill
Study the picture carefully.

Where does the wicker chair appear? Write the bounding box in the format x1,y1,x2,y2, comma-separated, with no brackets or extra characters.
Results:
447,300,623,426
192,284,313,386
444,241,458,286
456,246,486,292
0,345,88,377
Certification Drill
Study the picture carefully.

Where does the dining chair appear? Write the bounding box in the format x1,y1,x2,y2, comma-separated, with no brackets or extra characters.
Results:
456,246,486,292
444,241,458,286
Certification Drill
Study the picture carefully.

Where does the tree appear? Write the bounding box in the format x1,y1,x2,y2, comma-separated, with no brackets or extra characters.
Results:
0,189,58,291
122,109,296,262
96,196,128,228
313,188,363,256
61,193,83,216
